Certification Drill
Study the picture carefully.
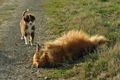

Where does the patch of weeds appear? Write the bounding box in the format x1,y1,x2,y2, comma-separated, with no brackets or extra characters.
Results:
45,0,65,17
41,64,79,79
105,31,120,46
3,8,15,10
83,57,108,78
0,13,7,15
0,27,2,29
0,21,2,25
103,20,111,27
0,21,2,26
96,4,119,17
71,10,79,15
117,1,120,4
114,53,120,60
0,42,2,47
99,0,109,2
47,21,68,35
84,53,99,62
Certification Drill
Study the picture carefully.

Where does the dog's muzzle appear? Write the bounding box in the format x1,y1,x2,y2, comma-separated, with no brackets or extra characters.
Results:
29,21,33,25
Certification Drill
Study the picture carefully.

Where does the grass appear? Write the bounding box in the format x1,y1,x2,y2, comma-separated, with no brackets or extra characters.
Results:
45,0,120,35
40,64,80,79
4,7,15,10
0,13,7,15
0,2,16,24
81,44,120,80
0,21,2,25
42,0,120,79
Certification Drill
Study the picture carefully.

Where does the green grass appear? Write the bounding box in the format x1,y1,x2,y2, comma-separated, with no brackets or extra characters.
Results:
40,64,80,79
43,0,120,79
0,21,2,25
3,8,15,10
0,13,7,15
82,53,109,79
45,0,120,36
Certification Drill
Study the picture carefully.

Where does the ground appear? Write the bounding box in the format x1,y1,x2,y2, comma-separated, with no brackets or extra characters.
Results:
0,0,52,80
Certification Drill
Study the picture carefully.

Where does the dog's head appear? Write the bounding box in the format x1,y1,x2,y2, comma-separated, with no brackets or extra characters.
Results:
33,44,61,68
33,44,48,68
23,14,35,25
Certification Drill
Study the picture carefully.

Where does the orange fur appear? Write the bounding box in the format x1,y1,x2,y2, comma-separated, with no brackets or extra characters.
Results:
33,30,110,67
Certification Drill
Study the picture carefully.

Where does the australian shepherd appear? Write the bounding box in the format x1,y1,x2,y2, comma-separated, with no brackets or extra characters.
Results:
20,9,35,45
33,30,110,67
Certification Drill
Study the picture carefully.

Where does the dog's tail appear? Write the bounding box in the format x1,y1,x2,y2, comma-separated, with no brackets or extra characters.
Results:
22,9,29,17
89,35,110,45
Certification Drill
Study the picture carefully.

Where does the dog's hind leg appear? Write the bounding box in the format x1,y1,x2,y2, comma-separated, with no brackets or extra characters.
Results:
21,32,25,40
21,35,24,40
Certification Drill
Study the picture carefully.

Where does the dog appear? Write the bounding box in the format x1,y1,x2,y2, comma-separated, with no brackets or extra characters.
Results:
33,30,110,67
20,9,35,45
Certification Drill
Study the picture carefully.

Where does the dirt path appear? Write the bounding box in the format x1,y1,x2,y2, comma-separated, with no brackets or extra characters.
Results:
0,0,52,80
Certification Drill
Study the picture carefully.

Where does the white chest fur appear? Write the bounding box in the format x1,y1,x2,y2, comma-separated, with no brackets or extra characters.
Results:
26,22,35,34
26,26,34,34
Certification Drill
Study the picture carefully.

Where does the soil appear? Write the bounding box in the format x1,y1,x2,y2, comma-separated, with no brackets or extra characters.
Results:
0,0,54,80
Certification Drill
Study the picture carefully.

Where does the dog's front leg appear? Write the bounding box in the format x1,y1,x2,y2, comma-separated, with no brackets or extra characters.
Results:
30,32,34,46
24,34,29,45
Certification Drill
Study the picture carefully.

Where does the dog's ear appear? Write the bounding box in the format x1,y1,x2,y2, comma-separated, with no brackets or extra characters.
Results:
36,44,41,52
46,44,52,49
30,14,35,20
24,17,29,23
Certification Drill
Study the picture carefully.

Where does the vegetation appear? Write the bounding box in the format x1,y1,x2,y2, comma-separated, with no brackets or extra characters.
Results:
43,0,120,79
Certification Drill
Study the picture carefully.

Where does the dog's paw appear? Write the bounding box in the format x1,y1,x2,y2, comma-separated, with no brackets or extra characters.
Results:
21,37,24,40
31,43,36,46
25,42,29,45
31,64,36,68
